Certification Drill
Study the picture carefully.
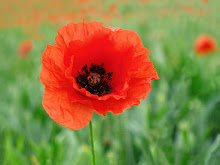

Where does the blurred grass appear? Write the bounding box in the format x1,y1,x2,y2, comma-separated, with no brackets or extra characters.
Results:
0,0,220,165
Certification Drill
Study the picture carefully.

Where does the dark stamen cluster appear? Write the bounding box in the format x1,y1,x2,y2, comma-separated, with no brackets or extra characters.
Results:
76,63,113,96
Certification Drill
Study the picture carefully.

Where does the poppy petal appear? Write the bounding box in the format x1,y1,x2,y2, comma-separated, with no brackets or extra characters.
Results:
56,21,104,48
40,44,72,89
109,29,159,79
42,88,93,130
91,79,151,115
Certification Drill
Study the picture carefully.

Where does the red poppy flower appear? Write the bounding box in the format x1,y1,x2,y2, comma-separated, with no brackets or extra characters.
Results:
40,21,159,130
194,34,217,55
18,40,33,58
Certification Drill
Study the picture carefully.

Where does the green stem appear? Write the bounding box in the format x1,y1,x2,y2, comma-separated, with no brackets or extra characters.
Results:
89,121,96,165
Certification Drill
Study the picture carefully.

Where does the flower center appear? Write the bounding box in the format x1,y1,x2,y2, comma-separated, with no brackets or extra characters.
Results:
76,63,113,96
87,72,101,86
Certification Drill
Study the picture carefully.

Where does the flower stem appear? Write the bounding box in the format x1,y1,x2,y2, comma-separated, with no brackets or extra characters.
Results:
89,121,96,165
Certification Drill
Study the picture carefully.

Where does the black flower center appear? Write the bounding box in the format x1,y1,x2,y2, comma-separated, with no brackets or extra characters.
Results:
76,63,113,96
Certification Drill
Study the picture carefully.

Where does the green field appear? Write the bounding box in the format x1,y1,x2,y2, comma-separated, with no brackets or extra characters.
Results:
0,0,220,165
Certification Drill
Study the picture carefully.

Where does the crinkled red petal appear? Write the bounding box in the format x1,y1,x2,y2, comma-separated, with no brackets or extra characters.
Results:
42,87,93,130
91,78,152,115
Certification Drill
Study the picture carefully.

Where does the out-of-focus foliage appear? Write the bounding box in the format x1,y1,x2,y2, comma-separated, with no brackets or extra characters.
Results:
0,0,220,165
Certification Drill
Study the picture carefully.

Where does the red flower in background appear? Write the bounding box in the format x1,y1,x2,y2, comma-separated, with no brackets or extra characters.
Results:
40,21,159,130
109,4,118,13
202,0,208,3
194,34,217,55
18,40,33,58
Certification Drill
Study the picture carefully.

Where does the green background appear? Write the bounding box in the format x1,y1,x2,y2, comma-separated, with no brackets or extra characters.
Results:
0,0,220,164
